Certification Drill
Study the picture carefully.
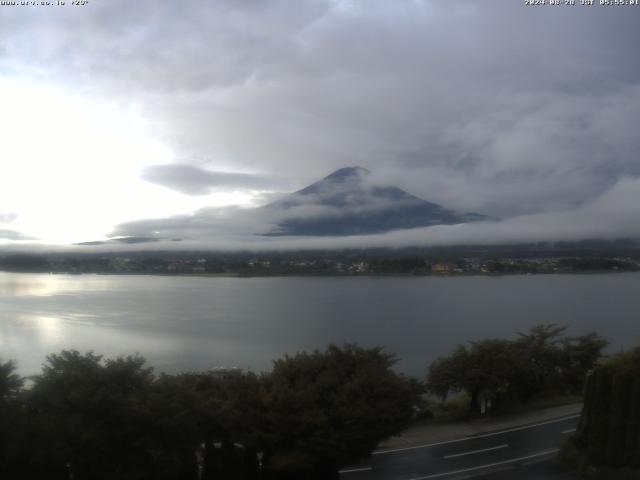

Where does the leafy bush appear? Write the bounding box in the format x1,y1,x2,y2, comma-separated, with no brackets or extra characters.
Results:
563,347,640,477
426,324,607,414
0,345,419,480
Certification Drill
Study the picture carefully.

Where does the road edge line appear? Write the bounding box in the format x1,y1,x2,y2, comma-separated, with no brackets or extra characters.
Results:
408,449,560,479
373,414,580,455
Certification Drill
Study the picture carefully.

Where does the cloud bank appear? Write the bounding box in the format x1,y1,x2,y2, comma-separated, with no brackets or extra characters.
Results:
141,164,289,195
0,212,17,224
105,176,640,251
1,0,638,246
0,229,35,241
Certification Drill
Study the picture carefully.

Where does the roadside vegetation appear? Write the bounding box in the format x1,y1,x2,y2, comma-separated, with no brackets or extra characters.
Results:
0,345,419,480
425,324,606,417
0,325,613,479
559,347,640,479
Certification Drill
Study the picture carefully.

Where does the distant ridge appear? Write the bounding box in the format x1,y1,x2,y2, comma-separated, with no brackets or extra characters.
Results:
265,167,488,236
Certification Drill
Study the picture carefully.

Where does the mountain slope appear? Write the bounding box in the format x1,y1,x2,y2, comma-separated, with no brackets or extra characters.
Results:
265,167,487,236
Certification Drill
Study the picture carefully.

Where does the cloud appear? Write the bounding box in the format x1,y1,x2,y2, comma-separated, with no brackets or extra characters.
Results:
1,0,639,244
0,212,17,224
141,164,287,195
0,229,35,241
109,205,277,241
105,176,640,250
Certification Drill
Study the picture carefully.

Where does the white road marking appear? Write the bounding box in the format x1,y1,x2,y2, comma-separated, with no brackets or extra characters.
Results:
373,414,580,455
407,449,560,479
339,467,373,474
443,444,508,459
562,428,577,434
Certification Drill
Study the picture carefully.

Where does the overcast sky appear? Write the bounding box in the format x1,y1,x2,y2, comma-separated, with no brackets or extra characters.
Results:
1,0,639,248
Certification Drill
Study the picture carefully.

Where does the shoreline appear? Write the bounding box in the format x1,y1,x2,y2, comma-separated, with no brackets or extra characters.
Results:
1,269,638,278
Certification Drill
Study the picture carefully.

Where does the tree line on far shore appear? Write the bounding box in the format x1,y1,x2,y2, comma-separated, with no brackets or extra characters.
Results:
0,324,610,480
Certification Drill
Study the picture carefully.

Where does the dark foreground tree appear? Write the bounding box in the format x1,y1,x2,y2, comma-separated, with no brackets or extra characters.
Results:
0,360,25,478
0,359,23,402
150,370,264,480
427,324,607,414
1,345,420,480
561,346,640,475
18,351,155,480
261,344,420,478
560,333,609,394
427,339,524,413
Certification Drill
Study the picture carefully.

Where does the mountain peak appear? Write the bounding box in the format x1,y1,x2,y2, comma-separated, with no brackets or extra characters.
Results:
265,166,488,236
323,166,371,182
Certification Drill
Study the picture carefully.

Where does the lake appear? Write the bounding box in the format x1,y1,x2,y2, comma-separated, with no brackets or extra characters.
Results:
1,271,639,377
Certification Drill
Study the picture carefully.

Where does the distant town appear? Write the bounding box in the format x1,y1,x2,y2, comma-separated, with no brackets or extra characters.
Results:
2,241,639,276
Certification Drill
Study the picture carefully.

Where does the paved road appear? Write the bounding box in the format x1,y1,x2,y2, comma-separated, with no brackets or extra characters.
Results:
472,459,581,479
339,414,579,480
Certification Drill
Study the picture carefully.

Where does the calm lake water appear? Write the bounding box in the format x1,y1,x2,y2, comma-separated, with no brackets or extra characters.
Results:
1,271,639,377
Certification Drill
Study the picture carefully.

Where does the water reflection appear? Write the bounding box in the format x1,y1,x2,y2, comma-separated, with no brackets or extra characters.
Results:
1,271,640,377
28,315,64,344
0,273,63,297
0,272,121,297
0,315,62,348
0,311,186,374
